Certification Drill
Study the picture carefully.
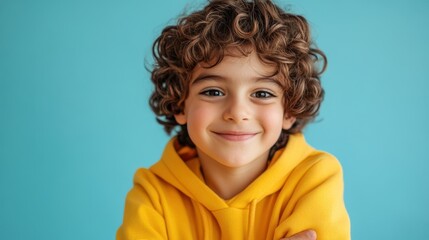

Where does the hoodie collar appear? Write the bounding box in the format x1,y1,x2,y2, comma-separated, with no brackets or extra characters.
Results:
150,133,314,210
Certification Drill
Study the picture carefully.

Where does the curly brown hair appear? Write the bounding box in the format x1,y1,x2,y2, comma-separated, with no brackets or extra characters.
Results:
149,0,326,156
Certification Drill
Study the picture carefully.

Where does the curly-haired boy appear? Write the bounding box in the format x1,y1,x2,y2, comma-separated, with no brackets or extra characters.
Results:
117,0,350,239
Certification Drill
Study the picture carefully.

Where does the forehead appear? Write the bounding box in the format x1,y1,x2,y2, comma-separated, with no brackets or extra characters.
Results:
191,49,278,81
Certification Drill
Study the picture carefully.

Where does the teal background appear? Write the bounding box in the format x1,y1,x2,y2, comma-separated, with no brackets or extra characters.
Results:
1,0,428,239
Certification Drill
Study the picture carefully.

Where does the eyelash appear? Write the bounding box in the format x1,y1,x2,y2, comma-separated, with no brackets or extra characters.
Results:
199,89,276,99
200,89,224,97
251,90,276,98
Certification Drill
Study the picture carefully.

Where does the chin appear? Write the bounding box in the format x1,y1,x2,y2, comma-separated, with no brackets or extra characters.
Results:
218,157,257,168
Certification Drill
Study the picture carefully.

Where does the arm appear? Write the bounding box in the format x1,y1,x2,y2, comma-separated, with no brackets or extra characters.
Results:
116,171,167,240
281,230,317,240
275,156,351,240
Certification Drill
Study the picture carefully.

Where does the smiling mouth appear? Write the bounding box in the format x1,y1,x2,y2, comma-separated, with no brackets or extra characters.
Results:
212,131,258,141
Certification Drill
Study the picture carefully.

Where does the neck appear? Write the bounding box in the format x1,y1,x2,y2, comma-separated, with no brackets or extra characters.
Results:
198,151,268,200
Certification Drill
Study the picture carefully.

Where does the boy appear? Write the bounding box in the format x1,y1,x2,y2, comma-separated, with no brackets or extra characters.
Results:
117,0,350,239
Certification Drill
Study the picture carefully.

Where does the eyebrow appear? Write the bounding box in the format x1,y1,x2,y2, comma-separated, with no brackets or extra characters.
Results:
191,73,283,87
191,74,225,85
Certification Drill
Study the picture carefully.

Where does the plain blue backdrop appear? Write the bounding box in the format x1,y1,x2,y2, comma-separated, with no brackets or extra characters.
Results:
1,0,428,239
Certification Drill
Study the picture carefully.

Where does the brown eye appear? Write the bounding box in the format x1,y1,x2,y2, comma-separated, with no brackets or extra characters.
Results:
252,91,275,98
200,89,224,96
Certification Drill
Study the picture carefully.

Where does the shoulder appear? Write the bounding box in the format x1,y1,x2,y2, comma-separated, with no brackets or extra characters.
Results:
289,150,344,188
281,150,345,201
279,134,345,191
126,168,162,199
133,167,158,184
277,133,343,179
291,134,342,174
124,166,176,213
298,151,343,176
131,167,171,194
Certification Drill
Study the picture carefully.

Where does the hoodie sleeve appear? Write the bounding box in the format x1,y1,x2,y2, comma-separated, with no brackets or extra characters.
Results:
274,155,351,240
116,169,167,240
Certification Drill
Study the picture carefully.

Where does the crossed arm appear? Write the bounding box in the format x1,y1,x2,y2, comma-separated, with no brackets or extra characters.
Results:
282,230,317,240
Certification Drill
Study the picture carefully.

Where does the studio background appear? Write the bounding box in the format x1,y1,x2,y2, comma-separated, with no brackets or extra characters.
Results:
1,0,428,239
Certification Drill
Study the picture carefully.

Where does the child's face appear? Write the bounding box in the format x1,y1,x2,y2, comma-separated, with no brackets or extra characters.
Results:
174,50,295,168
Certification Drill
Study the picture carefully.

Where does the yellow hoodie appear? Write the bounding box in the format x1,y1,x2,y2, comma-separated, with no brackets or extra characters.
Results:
117,134,350,240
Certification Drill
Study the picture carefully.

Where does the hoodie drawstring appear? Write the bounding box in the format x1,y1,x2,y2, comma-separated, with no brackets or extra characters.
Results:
196,202,211,240
247,199,257,240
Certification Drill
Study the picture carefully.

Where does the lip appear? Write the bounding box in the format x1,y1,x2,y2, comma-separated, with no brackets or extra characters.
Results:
212,131,258,141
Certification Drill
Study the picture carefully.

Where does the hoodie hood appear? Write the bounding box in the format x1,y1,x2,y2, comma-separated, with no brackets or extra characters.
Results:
150,133,314,211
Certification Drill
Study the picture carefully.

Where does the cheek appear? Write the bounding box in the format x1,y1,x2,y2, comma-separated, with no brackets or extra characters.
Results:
185,103,216,129
258,105,285,130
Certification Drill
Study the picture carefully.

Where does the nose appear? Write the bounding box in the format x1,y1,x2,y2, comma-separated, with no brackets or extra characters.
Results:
222,95,250,122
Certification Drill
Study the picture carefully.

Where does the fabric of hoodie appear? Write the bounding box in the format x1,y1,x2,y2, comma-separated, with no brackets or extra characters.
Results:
117,133,350,240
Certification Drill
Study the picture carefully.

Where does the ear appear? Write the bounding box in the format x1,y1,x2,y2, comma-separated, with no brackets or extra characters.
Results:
174,112,187,125
283,115,296,130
